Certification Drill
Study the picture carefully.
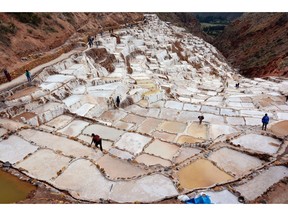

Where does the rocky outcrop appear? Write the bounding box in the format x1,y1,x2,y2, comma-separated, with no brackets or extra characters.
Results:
85,48,117,73
213,13,288,78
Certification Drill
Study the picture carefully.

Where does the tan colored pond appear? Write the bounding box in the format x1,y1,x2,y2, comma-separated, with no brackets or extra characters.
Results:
270,120,288,136
12,112,37,122
186,123,208,139
152,131,177,142
144,139,179,160
122,114,146,125
258,98,273,107
7,86,39,100
135,153,171,167
99,110,127,122
137,118,163,134
176,135,203,144
97,155,149,179
157,121,187,134
0,170,36,203
177,159,234,190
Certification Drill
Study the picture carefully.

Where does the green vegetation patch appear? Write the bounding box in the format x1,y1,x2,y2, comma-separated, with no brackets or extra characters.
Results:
0,21,17,46
10,13,42,26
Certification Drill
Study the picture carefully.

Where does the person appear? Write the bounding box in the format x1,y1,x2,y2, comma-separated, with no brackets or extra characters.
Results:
116,96,120,108
198,115,204,125
3,69,12,82
91,133,103,151
261,113,269,131
108,96,115,108
286,95,288,102
88,37,93,48
25,69,31,82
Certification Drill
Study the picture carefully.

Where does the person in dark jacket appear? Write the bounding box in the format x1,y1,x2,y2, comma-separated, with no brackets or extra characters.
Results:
3,69,12,82
91,133,103,151
261,113,269,131
116,96,120,108
198,115,204,125
25,69,31,82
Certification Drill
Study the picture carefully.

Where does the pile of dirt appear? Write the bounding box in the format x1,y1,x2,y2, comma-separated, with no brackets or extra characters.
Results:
85,48,117,73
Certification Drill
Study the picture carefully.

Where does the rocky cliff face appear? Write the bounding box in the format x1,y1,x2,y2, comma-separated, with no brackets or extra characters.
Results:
0,13,143,81
213,13,288,78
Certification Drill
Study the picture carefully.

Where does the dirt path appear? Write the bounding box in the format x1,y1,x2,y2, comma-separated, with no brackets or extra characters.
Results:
0,48,83,92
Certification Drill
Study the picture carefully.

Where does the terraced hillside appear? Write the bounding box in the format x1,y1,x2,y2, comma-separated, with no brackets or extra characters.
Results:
0,14,287,204
0,12,144,84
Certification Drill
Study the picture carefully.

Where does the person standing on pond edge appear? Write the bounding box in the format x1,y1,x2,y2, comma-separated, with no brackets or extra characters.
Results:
116,96,120,108
198,115,204,125
262,113,269,131
25,69,31,82
91,133,103,151
3,69,12,82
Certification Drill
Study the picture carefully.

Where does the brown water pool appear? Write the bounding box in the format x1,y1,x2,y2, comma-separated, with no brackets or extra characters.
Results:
177,159,234,190
0,169,36,203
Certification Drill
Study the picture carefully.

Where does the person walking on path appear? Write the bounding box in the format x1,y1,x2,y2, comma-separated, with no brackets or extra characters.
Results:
116,96,120,108
198,115,204,125
25,69,31,82
262,113,269,131
3,69,12,82
91,133,103,151
88,38,93,48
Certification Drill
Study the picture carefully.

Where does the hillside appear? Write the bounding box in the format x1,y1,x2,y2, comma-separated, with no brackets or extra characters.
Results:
213,13,288,78
156,13,213,42
0,13,143,84
193,12,243,37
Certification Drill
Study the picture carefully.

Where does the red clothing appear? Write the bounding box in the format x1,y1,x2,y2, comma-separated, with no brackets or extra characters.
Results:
93,135,100,142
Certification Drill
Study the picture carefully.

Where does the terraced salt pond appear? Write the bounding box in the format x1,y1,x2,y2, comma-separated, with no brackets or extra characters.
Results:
177,159,234,190
270,120,288,136
176,135,204,144
232,134,281,154
6,86,39,100
1,13,288,203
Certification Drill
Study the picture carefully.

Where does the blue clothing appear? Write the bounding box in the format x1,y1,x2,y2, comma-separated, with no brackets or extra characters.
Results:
262,115,269,124
25,71,30,78
185,195,212,204
25,70,32,82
